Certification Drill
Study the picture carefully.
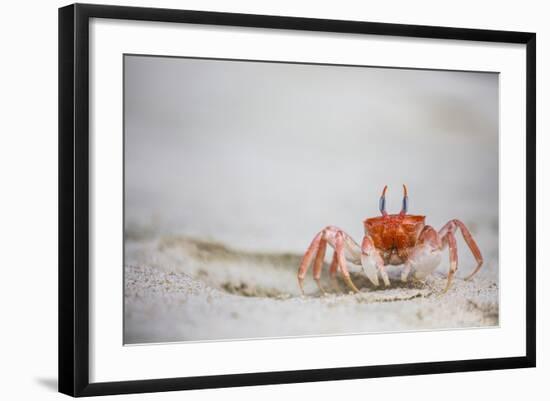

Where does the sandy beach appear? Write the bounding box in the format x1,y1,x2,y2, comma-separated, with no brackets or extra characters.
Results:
124,234,498,344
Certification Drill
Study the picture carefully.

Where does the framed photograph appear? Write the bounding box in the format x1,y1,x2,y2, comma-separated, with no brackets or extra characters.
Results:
59,3,536,397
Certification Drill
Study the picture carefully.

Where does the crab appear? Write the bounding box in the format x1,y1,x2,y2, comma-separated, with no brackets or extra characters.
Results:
297,185,483,295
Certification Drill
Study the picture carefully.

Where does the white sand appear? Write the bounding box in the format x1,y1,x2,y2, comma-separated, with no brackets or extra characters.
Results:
124,235,498,344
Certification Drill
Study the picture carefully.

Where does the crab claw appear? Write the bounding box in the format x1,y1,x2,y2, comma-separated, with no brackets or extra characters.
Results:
361,253,380,286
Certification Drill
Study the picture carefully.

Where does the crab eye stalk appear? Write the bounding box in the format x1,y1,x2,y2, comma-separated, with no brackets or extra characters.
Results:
379,185,388,216
400,184,408,215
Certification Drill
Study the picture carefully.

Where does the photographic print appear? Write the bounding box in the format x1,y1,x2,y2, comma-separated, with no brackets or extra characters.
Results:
123,54,499,344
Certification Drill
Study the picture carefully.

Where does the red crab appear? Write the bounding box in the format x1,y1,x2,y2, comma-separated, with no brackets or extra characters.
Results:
297,185,483,295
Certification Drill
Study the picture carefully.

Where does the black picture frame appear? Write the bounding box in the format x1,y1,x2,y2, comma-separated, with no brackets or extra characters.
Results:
59,3,536,397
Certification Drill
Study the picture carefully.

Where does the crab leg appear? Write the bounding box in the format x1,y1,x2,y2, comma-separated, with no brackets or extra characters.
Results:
439,219,483,280
442,230,458,293
312,238,328,294
335,232,360,293
328,252,340,291
297,231,323,295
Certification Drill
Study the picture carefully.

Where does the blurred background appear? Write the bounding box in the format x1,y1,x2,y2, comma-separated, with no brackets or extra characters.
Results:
124,55,498,259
